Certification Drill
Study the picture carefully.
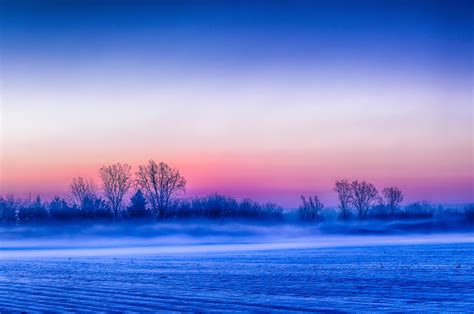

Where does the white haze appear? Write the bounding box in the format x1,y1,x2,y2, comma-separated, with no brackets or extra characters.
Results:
1,221,473,259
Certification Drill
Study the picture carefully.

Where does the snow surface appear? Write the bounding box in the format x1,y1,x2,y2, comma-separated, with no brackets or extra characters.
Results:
0,232,473,312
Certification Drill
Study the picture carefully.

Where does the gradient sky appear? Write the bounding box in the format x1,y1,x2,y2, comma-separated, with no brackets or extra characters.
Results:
0,0,473,207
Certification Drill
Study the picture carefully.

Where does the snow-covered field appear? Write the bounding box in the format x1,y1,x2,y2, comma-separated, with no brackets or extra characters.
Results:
1,231,473,312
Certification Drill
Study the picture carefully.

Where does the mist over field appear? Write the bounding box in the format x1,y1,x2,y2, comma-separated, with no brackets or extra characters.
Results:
1,221,473,312
1,219,472,258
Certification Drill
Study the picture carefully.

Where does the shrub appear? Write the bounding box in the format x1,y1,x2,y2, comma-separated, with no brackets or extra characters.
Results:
17,196,48,223
401,201,434,219
49,196,76,220
464,204,474,222
299,195,323,221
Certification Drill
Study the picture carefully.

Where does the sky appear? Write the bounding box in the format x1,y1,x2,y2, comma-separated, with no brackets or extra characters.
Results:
0,0,473,207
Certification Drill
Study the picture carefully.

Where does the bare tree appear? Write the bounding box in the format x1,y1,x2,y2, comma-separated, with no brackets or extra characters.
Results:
99,163,132,220
70,177,98,208
299,195,324,221
382,187,404,216
350,180,378,218
136,160,186,218
334,179,352,219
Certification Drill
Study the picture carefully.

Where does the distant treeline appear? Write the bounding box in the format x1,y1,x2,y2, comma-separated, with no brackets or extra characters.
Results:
1,160,473,225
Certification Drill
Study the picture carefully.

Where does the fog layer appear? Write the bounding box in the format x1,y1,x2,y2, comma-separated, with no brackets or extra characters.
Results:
1,221,473,258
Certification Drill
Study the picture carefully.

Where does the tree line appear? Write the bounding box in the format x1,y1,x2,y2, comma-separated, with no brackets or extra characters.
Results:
0,160,472,225
299,180,404,221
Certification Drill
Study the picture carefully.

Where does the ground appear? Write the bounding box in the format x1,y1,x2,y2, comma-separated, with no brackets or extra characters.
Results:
0,241,473,312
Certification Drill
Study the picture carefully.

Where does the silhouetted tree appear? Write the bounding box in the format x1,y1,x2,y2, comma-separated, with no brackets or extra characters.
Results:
0,196,6,223
70,177,98,208
334,179,352,219
299,195,323,221
172,199,193,218
136,160,186,218
127,190,148,219
19,195,48,222
48,196,74,220
191,193,238,218
350,180,378,219
186,194,281,220
239,198,262,218
402,201,433,219
0,194,19,224
371,203,390,219
261,203,283,219
464,204,474,222
81,196,111,219
99,163,132,220
382,187,404,216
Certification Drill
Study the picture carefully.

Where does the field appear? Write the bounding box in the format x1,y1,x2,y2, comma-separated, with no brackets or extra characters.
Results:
1,233,473,312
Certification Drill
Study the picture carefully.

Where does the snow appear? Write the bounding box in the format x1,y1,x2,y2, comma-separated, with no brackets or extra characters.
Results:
0,232,473,312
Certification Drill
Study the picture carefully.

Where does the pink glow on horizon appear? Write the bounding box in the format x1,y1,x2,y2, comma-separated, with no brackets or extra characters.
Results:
1,151,472,207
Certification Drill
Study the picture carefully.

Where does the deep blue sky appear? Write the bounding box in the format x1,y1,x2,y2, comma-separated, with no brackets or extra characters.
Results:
1,0,472,74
